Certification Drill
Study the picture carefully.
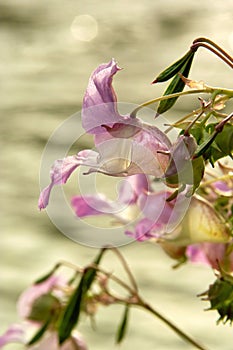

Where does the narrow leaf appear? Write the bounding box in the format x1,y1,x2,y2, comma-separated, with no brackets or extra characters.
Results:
153,50,194,83
58,249,105,344
157,51,195,114
116,305,130,344
85,248,106,289
194,132,218,158
27,317,51,345
58,275,85,344
34,265,58,284
191,156,205,194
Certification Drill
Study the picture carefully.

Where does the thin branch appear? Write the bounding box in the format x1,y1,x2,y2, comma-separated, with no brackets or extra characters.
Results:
109,247,138,292
130,89,208,118
191,42,233,69
193,37,233,64
136,299,210,350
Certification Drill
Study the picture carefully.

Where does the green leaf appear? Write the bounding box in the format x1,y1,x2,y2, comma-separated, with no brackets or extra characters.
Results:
157,51,195,114
58,249,105,344
214,123,233,158
191,156,205,194
153,50,194,83
201,277,233,324
195,123,233,162
34,265,58,284
58,274,85,344
116,305,130,344
84,248,106,289
27,317,51,345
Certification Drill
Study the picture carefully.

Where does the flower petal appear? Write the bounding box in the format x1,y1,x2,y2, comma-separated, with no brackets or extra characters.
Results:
138,191,174,223
118,174,150,205
0,324,25,347
125,218,163,242
71,194,118,217
82,59,122,134
186,244,210,266
38,152,97,210
186,243,227,270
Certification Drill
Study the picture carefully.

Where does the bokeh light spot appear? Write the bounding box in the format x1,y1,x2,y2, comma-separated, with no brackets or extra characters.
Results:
70,15,98,42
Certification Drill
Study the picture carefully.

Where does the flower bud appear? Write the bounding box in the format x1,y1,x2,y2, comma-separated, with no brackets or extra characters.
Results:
177,195,231,245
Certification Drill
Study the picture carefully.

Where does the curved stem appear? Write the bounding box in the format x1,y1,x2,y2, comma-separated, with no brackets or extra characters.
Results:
136,298,210,350
191,42,233,69
130,89,207,118
193,37,233,64
106,246,138,292
200,174,233,188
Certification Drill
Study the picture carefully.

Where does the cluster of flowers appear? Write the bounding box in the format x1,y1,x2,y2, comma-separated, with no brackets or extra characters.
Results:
38,58,232,268
0,274,87,349
2,37,233,349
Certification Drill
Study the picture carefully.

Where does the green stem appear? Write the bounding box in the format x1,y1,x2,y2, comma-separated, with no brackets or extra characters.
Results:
200,174,233,188
191,42,233,69
137,299,210,350
193,37,233,64
130,89,207,118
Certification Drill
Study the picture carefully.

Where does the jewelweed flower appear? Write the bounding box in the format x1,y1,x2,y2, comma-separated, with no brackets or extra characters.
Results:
186,242,233,271
17,274,63,319
38,59,171,209
0,276,88,349
71,174,149,223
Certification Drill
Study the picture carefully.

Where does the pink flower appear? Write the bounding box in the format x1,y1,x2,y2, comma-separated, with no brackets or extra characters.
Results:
186,242,233,271
0,327,87,350
0,275,88,349
71,174,180,242
71,174,149,221
38,59,171,209
0,324,25,347
17,275,63,319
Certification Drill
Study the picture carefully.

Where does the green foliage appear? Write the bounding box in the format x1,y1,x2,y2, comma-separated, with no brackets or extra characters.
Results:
157,51,195,114
27,317,52,345
176,121,233,164
58,249,105,344
34,265,58,284
202,277,233,324
116,305,130,344
153,50,194,83
192,123,233,164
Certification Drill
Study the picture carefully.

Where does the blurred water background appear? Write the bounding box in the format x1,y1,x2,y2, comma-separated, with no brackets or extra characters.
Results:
1,1,233,349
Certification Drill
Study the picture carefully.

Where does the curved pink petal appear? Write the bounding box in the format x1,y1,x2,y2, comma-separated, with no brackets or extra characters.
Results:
82,59,122,134
186,243,233,271
38,156,81,209
125,218,163,242
38,152,99,210
138,191,174,223
71,194,118,217
118,174,150,205
0,324,25,347
186,244,210,266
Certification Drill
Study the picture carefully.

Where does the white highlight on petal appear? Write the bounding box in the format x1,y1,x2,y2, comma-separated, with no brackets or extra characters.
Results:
70,15,98,42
